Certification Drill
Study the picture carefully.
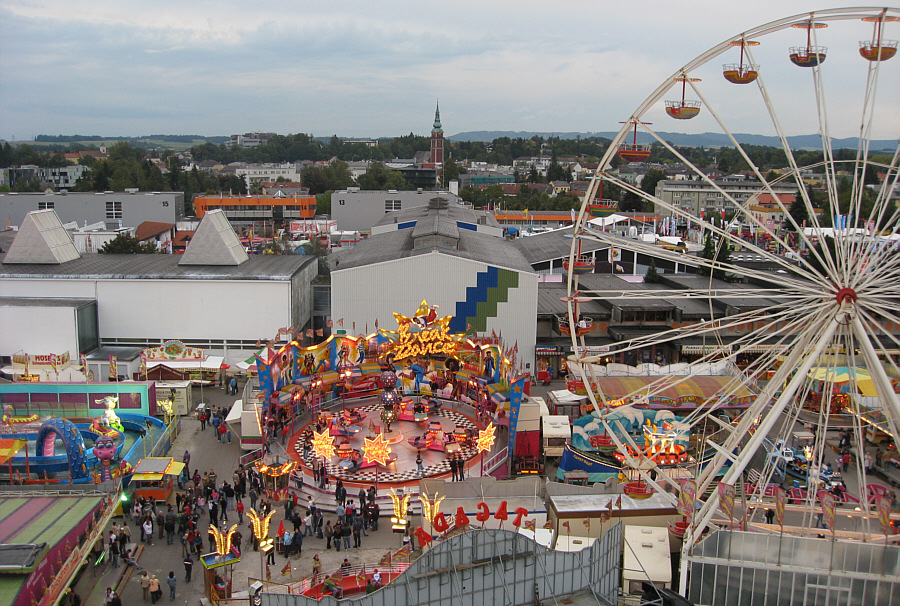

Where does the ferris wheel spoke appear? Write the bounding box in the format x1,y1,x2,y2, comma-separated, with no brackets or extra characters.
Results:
741,43,846,282
639,123,837,285
685,72,828,266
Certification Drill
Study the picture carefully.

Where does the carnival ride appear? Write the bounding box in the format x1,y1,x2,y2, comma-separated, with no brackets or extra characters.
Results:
564,6,900,594
0,399,160,484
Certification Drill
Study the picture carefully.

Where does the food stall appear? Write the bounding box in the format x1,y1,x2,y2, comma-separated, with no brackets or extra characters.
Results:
131,457,184,504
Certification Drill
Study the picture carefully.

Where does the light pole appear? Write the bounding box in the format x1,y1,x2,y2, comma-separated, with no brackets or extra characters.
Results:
247,508,275,581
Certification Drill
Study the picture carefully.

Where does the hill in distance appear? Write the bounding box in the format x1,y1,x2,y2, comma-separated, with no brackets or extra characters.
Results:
448,130,896,152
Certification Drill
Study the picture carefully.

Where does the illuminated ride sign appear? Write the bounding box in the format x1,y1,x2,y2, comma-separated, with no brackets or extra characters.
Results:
413,500,531,547
391,300,460,361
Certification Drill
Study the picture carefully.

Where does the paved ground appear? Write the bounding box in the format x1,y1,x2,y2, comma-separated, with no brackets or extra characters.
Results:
75,379,414,605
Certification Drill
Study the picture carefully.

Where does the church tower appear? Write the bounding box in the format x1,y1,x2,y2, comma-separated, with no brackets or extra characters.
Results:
429,101,444,166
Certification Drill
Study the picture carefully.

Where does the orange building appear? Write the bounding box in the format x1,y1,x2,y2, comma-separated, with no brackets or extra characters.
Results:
193,195,316,225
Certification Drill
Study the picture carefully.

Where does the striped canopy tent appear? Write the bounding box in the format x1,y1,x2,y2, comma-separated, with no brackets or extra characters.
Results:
807,366,877,397
0,438,26,466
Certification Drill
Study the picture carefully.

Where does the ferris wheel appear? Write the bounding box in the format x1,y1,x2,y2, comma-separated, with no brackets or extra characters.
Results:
566,6,899,558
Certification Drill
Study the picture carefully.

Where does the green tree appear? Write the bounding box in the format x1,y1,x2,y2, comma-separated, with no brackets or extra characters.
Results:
99,233,157,254
641,169,666,197
698,232,716,277
356,162,410,190
645,259,661,283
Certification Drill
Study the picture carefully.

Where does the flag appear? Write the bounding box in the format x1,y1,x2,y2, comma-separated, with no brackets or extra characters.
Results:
316,329,324,337
379,551,392,567
774,486,786,528
542,520,553,530
80,353,87,374
717,482,735,522
678,479,697,521
281,562,292,576
615,496,622,509
327,319,334,328
277,520,285,537
821,493,836,535
352,322,356,331
108,355,117,381
375,318,379,329
338,318,344,328
599,512,611,524
356,570,367,584
582,518,590,531
392,544,411,560
562,521,570,533
524,519,536,532
876,495,892,538
306,329,314,337
606,500,613,511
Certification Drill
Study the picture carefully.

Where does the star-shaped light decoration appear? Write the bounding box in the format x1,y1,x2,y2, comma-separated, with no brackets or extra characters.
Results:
311,428,335,460
363,432,392,466
476,421,496,453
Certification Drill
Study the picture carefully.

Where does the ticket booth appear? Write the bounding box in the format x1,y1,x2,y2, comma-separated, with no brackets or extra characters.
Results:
132,457,184,504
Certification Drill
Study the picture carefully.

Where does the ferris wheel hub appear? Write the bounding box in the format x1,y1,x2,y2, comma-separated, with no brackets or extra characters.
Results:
835,287,857,305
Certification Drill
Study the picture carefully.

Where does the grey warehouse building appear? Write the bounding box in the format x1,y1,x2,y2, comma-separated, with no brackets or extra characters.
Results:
0,191,184,229
331,188,464,232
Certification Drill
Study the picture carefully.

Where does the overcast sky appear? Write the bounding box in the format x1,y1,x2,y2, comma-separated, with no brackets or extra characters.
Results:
1,1,897,142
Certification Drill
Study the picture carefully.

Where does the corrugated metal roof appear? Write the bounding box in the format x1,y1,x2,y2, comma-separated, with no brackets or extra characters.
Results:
333,206,533,273
512,227,608,265
0,297,95,308
0,252,314,280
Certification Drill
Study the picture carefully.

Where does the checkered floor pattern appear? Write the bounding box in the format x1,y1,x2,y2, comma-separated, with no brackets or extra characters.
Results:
292,403,480,483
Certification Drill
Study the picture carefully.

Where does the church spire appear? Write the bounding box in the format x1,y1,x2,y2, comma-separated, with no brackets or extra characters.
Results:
432,101,442,132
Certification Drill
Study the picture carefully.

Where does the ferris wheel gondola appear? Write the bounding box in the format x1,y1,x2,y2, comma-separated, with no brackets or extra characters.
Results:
789,19,828,66
665,73,702,119
860,10,898,61
723,37,760,83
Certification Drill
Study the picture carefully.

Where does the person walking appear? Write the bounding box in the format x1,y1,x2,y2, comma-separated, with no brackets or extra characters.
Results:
333,521,342,552
236,499,245,524
183,554,193,582
140,571,151,602
182,450,191,476
166,571,177,601
211,415,221,440
325,520,334,549
312,553,322,582
342,518,352,551
148,575,161,604
199,409,207,431
142,517,153,546
109,534,120,568
352,514,363,548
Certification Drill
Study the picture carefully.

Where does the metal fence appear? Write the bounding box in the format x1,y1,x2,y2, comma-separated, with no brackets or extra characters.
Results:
262,525,623,606
687,529,900,605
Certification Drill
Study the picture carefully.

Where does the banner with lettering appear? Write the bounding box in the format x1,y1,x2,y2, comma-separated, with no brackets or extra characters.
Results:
821,493,836,535
678,479,697,521
506,374,528,454
717,482,735,522
876,495,892,539
774,486,786,528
